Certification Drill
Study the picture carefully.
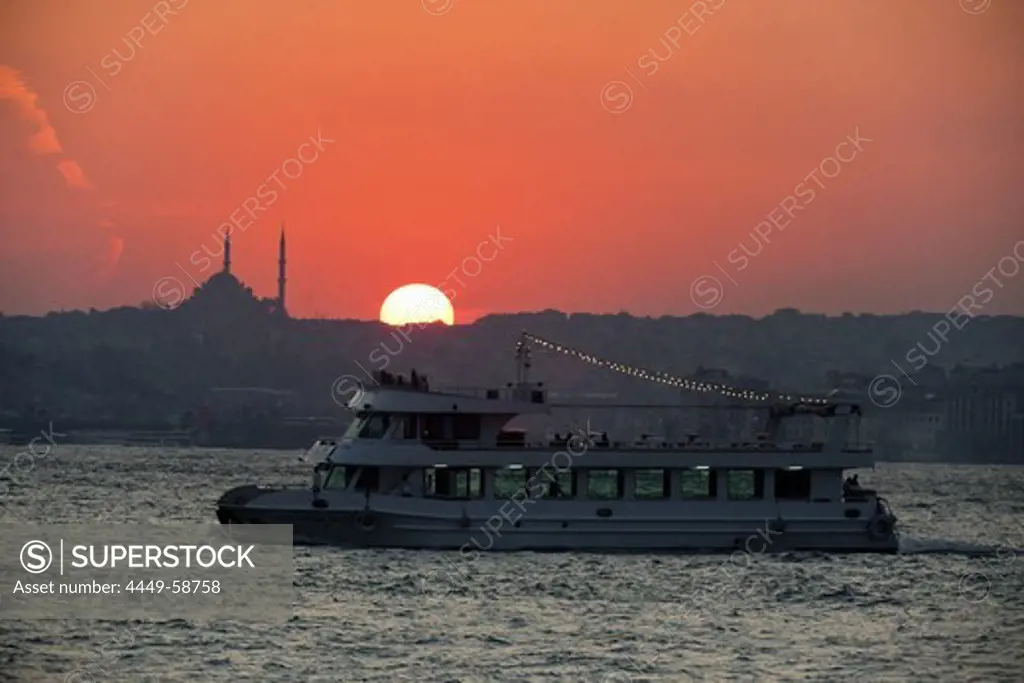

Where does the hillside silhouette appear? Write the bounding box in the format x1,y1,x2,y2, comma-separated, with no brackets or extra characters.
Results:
2,306,1022,435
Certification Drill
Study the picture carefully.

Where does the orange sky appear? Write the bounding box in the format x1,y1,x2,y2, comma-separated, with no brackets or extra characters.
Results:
0,0,1022,321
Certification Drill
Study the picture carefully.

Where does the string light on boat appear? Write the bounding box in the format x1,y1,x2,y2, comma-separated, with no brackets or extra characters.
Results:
521,332,832,406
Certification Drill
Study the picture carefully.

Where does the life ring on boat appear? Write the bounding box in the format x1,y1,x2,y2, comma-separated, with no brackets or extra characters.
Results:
868,516,892,540
357,510,376,532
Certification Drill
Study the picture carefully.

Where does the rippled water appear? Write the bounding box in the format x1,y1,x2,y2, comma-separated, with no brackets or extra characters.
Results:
1,445,1022,681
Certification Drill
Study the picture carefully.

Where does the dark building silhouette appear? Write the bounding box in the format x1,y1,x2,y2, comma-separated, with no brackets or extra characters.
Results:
278,223,288,318
941,364,1024,462
180,226,289,318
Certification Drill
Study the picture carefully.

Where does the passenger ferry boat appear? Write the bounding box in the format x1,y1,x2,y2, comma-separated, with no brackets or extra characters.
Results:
216,333,899,552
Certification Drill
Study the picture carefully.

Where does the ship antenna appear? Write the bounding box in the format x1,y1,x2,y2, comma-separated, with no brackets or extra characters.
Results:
515,331,532,388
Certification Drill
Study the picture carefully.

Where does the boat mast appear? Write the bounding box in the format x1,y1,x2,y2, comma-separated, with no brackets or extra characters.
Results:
765,405,785,441
515,331,532,389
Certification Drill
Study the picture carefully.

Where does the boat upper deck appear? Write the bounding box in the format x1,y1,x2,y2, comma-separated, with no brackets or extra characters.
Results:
330,353,873,470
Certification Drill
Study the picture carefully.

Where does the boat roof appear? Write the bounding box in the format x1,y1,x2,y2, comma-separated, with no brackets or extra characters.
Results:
348,386,550,415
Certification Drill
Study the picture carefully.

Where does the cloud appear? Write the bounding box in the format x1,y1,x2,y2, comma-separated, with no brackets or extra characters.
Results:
96,235,125,283
0,64,91,189
0,65,62,153
57,159,91,189
0,65,118,289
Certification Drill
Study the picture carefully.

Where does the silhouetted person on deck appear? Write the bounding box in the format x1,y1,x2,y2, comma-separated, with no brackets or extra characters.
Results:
843,475,863,500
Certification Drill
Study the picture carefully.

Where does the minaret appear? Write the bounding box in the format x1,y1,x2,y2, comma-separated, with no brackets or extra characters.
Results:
223,232,231,273
277,223,287,317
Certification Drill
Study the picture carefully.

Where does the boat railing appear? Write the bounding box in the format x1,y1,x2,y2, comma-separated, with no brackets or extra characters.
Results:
420,438,869,453
434,386,548,403
433,386,508,399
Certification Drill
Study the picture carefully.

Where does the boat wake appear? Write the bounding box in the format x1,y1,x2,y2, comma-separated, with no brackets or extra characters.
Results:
898,535,1024,556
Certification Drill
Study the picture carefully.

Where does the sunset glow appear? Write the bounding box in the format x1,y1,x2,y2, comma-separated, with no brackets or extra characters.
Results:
0,1,1021,319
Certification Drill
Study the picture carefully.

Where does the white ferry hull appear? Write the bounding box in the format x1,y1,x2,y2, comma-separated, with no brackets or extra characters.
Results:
216,487,899,553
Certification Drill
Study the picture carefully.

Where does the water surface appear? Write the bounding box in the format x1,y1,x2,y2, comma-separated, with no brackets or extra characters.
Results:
1,445,1022,681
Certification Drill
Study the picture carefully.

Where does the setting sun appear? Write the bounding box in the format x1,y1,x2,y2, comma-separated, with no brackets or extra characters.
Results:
379,283,455,326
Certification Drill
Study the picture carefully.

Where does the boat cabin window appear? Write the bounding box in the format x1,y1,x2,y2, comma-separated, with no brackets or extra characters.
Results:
452,414,482,441
544,470,575,498
464,468,483,497
324,465,358,491
775,468,811,500
358,414,391,439
587,470,624,500
355,466,380,492
634,469,670,499
426,467,482,499
727,470,765,500
493,468,526,498
421,414,447,441
402,415,418,439
680,469,717,499
342,417,363,439
523,468,571,499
